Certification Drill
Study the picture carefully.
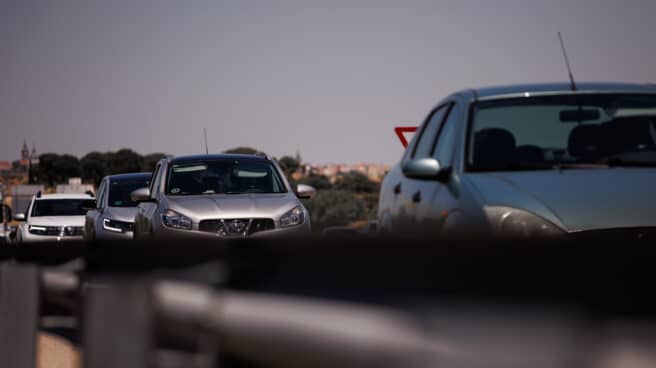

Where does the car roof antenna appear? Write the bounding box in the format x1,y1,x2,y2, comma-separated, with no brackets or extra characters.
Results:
203,128,209,154
558,32,577,91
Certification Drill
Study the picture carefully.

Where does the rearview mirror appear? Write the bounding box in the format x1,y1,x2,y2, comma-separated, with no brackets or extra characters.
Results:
131,187,152,203
14,213,25,222
296,184,316,199
402,158,451,182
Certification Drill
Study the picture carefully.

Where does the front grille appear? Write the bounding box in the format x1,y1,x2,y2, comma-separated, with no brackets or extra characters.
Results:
63,226,84,236
199,218,275,236
29,225,83,236
569,227,656,241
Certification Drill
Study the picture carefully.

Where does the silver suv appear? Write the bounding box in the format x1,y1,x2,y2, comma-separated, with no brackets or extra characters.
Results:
84,172,151,240
132,154,315,238
14,193,95,243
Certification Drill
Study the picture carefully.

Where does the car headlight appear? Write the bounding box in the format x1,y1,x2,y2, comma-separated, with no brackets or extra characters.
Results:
484,206,565,238
103,218,134,233
280,206,305,228
161,209,193,230
28,225,48,235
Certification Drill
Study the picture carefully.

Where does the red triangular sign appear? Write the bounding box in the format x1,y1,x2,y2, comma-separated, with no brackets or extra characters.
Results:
394,126,418,148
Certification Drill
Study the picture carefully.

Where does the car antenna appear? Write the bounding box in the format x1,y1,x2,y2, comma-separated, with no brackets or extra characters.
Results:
203,128,209,154
558,32,577,91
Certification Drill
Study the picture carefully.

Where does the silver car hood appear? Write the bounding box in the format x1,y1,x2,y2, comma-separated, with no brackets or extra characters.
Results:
466,168,656,232
166,193,298,220
104,207,139,223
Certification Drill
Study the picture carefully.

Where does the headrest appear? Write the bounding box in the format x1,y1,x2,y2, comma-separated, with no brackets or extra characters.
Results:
516,145,544,163
568,124,600,158
473,128,517,169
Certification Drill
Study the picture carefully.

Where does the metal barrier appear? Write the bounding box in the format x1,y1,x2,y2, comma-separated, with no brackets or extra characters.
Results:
2,238,656,368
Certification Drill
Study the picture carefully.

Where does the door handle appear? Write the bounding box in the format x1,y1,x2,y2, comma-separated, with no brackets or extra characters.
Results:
393,183,402,195
412,190,421,203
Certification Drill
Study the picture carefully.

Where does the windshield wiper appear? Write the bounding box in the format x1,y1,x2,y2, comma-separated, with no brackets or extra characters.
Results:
603,158,656,167
552,163,610,171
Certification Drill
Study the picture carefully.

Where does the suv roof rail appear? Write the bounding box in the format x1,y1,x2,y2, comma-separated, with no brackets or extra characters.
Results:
85,190,95,197
36,191,42,198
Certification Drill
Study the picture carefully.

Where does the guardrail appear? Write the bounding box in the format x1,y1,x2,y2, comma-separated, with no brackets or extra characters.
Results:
1,237,656,368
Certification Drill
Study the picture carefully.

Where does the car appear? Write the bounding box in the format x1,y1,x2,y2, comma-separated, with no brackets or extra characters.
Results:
84,172,152,241
14,192,96,243
0,204,11,244
378,82,656,239
132,154,315,239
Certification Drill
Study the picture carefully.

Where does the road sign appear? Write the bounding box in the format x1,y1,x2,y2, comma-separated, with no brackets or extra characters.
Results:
394,126,418,148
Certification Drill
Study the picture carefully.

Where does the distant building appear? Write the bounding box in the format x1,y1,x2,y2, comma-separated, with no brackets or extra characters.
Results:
0,139,39,198
56,177,94,195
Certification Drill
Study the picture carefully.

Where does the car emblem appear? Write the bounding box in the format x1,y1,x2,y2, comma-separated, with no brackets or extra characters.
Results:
227,219,248,234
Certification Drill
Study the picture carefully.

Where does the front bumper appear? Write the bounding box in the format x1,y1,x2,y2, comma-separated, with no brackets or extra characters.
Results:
21,232,83,243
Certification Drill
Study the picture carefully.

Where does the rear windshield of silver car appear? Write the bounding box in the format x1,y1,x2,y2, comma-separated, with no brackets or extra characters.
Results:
467,93,656,171
166,159,287,195
31,199,95,217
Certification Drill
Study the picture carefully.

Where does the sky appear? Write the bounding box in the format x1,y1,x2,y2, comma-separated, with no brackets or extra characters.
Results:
1,0,655,165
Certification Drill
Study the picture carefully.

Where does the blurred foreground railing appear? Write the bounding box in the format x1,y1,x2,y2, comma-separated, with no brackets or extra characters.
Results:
2,237,656,368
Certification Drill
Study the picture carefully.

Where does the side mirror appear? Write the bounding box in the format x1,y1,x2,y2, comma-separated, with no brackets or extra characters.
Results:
131,187,152,203
402,158,452,183
14,213,26,222
296,184,316,199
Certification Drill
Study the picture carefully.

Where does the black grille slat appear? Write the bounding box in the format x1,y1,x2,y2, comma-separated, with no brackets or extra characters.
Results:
199,218,275,236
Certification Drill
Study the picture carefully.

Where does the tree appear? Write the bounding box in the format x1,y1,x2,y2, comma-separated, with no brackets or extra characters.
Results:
106,149,143,175
299,174,332,190
223,147,266,156
142,153,166,172
80,152,108,187
278,156,300,177
33,153,81,186
334,171,379,193
305,190,366,231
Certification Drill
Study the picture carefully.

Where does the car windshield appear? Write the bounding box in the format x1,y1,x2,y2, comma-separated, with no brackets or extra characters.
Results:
166,159,287,195
468,93,656,171
108,177,150,207
31,199,95,217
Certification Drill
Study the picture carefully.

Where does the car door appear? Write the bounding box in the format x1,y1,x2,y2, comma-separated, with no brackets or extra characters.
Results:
85,179,106,240
416,99,463,229
135,163,163,237
392,103,451,232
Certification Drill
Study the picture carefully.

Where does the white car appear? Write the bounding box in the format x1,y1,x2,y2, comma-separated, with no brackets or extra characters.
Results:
14,192,96,243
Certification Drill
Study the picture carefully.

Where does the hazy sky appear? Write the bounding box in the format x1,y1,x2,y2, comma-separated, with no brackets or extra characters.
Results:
1,0,654,165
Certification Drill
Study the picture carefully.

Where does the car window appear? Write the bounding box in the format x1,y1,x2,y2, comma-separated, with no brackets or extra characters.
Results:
31,199,96,217
411,105,449,159
468,94,656,171
432,103,460,165
149,164,162,198
108,177,151,207
166,159,287,195
96,181,106,209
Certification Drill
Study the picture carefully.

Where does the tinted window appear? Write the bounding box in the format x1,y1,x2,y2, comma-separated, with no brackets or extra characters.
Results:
108,177,151,207
150,164,161,197
166,160,286,195
433,105,460,164
412,105,448,159
95,181,106,209
31,199,96,217
468,94,656,171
